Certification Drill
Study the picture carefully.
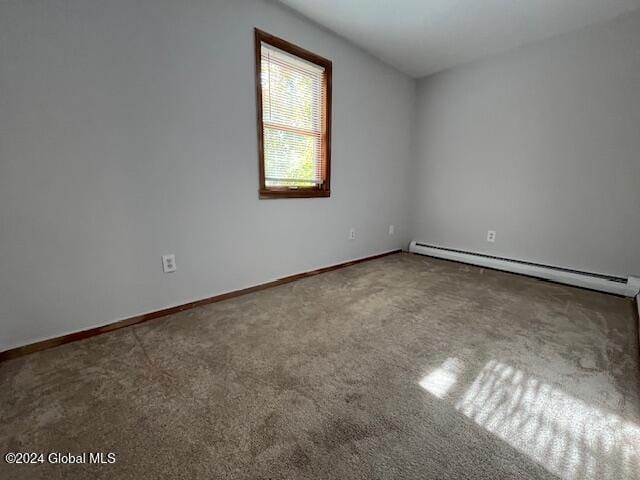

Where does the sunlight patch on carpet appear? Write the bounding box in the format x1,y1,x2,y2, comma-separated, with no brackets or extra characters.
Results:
419,357,464,399
433,359,640,480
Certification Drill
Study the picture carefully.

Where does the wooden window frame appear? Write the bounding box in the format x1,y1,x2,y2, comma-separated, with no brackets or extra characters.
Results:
254,28,332,199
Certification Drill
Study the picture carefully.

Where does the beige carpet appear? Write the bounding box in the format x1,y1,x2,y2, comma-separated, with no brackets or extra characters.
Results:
1,252,639,479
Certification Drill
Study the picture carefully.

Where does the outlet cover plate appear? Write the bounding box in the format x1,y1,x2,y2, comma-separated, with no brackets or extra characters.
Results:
162,254,176,273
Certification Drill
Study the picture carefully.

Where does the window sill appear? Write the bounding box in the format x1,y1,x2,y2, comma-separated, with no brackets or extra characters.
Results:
259,189,331,199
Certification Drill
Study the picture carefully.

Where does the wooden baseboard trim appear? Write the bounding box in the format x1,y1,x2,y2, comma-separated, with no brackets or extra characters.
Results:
0,249,402,362
635,294,640,360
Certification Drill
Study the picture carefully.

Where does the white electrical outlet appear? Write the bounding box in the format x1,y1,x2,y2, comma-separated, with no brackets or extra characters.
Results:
487,230,496,243
388,224,395,235
349,228,356,241
162,254,176,273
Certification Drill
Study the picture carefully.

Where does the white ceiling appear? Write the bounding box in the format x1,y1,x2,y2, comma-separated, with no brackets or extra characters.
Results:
278,0,640,77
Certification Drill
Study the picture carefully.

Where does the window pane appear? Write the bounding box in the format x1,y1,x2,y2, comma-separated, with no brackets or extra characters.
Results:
264,126,322,187
261,50,323,132
261,42,325,188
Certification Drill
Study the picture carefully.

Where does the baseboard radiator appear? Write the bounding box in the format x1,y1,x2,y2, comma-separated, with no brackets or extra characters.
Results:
409,241,640,297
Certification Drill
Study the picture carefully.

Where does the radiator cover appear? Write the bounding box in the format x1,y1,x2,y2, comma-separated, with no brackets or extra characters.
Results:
409,241,640,297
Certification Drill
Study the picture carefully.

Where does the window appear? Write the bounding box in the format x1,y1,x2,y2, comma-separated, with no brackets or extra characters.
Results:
255,29,332,198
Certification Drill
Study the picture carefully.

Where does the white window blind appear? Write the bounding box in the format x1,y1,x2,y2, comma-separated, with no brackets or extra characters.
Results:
260,42,326,188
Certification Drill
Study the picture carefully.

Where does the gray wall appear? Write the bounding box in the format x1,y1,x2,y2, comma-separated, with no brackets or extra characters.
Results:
411,10,640,278
0,0,415,350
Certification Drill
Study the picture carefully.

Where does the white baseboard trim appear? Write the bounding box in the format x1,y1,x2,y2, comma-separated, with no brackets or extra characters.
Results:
409,241,640,297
